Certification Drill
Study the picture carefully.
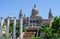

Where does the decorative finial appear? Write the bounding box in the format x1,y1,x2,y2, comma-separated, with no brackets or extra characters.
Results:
34,4,36,8
8,13,12,17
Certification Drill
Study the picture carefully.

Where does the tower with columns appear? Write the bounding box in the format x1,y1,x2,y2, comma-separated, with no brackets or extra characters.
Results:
19,9,23,39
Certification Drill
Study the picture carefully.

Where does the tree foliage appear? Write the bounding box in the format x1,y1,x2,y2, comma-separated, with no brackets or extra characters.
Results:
51,16,60,37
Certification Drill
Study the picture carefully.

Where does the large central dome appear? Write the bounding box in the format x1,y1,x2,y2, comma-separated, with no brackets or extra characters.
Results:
31,4,39,17
32,5,38,12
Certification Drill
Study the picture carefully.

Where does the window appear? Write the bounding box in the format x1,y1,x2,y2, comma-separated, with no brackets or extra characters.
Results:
36,20,38,23
36,25,38,26
33,20,35,23
30,20,32,23
33,25,35,26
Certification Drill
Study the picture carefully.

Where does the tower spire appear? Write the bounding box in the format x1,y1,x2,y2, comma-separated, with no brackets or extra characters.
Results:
34,4,36,8
48,8,53,19
49,8,52,13
19,9,23,17
49,8,52,16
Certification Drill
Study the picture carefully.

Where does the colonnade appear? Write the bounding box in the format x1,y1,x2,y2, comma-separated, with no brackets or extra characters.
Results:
0,17,23,39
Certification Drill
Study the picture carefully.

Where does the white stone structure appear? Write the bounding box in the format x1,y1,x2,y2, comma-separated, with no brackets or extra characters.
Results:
0,13,24,39
13,17,16,39
0,17,3,39
6,17,10,39
20,15,23,39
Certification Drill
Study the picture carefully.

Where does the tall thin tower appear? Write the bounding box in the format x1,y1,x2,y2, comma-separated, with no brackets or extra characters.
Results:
19,9,23,39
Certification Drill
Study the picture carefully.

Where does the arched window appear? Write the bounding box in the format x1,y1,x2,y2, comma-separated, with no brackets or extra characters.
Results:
36,20,38,23
30,20,32,23
33,20,35,23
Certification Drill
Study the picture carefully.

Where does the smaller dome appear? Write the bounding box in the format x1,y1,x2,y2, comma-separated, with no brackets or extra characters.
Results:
8,13,12,17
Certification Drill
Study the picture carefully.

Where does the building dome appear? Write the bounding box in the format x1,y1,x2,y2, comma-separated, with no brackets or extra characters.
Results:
8,13,12,17
32,4,38,13
31,4,39,17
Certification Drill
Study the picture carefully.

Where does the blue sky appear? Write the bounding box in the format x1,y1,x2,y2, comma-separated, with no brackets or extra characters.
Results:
0,0,60,19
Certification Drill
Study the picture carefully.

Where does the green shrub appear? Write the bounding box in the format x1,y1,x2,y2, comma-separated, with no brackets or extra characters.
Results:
31,37,42,39
58,38,60,39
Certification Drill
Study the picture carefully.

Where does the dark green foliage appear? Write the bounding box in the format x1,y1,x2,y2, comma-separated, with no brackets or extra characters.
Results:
23,26,26,32
9,21,13,33
39,24,52,39
9,21,20,38
51,16,60,37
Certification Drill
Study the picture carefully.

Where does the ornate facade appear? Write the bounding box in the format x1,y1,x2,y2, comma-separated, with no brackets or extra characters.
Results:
5,4,54,27
22,4,53,27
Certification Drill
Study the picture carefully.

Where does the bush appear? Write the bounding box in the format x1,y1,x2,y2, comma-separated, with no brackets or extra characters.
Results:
31,37,42,39
58,38,60,39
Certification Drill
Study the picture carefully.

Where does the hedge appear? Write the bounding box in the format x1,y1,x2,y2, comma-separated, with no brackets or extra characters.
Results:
31,37,42,39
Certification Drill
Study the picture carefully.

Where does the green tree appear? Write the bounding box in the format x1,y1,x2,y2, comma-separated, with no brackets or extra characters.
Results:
51,16,60,37
38,24,52,39
9,21,27,38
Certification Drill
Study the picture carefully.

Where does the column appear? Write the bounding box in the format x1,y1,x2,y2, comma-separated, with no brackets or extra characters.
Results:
20,17,23,39
0,17,3,39
6,17,10,39
13,17,16,39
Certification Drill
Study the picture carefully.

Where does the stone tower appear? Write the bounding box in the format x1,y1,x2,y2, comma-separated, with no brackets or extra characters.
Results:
19,9,23,39
48,8,53,20
19,9,23,19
